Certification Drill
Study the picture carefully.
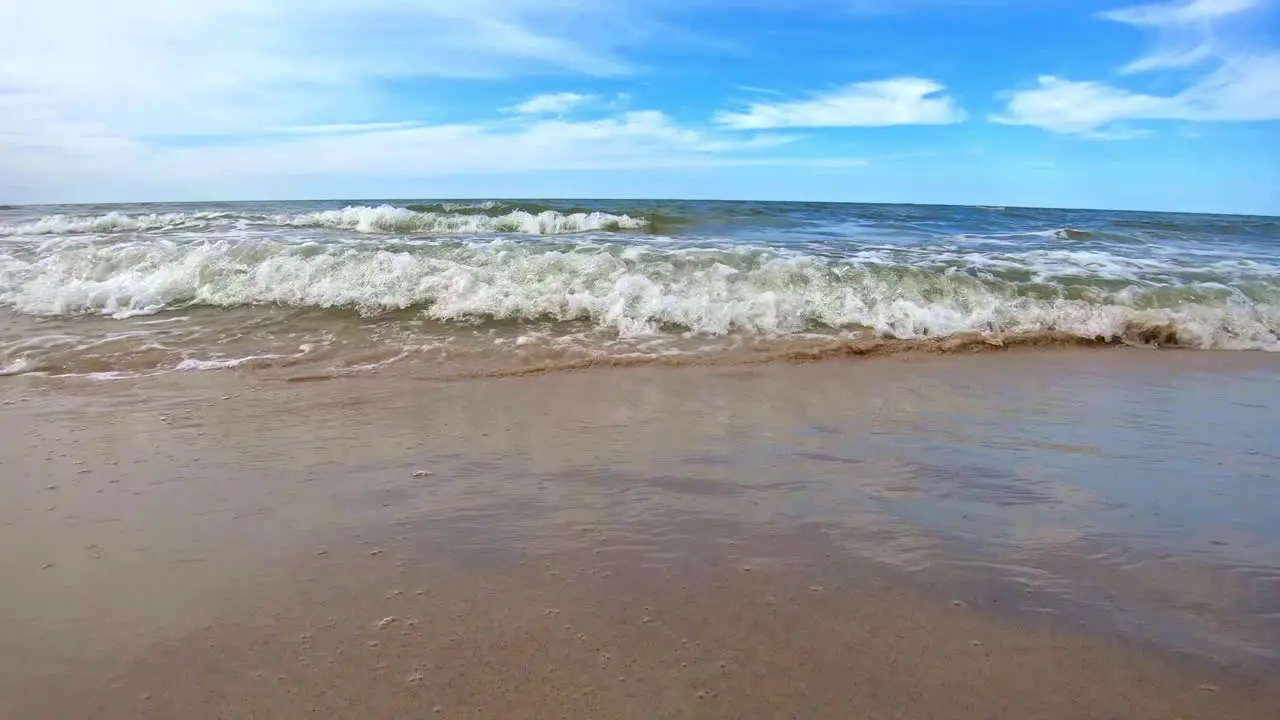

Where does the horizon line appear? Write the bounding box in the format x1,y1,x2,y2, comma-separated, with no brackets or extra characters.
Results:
3,196,1276,220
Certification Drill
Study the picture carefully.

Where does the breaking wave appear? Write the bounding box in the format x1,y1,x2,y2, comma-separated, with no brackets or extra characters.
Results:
2,238,1276,350
0,205,648,237
0,211,238,236
276,206,647,234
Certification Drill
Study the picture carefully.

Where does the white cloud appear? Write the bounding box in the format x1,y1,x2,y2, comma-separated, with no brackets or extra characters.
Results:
992,76,1170,136
0,0,869,202
509,93,595,115
714,77,965,129
993,0,1280,136
160,112,717,178
1100,0,1258,26
0,0,642,141
732,85,784,95
273,122,427,135
0,0,699,199
0,92,145,188
180,110,812,176
1103,0,1262,73
0,104,858,202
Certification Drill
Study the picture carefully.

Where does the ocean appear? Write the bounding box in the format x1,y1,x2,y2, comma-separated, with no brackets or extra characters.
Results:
2,199,1277,379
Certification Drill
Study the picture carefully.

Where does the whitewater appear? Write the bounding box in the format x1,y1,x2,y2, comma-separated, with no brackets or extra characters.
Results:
1,199,1277,378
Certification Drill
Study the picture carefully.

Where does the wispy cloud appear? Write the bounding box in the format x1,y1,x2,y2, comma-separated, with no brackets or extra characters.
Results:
0,0,642,140
3,0,872,202
715,78,965,129
1,102,850,202
1102,0,1258,24
166,111,746,176
508,93,595,115
992,0,1279,136
732,85,784,95
4,0,1273,208
0,0,678,198
1103,0,1260,73
992,76,1167,137
273,122,426,135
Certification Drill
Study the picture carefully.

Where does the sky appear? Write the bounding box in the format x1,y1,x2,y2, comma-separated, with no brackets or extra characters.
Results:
1,0,1278,214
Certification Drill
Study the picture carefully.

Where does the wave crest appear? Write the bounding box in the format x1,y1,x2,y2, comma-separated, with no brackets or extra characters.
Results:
276,206,646,234
2,239,1276,351
0,205,647,237
0,211,238,236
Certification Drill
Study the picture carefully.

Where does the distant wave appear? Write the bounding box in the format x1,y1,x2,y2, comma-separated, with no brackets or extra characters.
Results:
1054,228,1095,240
0,211,240,236
277,206,646,234
953,227,1145,246
0,205,648,237
2,237,1276,351
404,201,507,212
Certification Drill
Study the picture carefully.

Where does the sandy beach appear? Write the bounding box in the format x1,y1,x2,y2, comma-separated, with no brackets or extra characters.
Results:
2,349,1279,719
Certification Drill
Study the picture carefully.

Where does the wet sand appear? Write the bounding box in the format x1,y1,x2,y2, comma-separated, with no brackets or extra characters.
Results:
2,349,1279,719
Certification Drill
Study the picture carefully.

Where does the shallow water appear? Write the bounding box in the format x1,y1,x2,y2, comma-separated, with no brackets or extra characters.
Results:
2,199,1277,378
4,350,1277,669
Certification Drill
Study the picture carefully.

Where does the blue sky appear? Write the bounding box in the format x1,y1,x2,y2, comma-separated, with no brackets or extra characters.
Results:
1,0,1277,214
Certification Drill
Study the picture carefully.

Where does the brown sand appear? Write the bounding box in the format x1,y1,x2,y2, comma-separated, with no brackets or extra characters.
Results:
2,349,1279,719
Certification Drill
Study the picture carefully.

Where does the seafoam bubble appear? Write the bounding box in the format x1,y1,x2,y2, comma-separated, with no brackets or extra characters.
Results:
0,211,249,236
277,206,647,235
173,346,314,371
174,356,269,371
1,230,1277,351
0,356,36,376
0,206,646,237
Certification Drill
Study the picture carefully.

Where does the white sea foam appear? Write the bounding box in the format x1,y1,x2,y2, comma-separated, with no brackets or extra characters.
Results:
2,237,1277,350
276,206,645,234
0,357,35,376
0,211,239,236
175,356,269,371
439,201,505,211
78,371,151,381
0,205,645,237
174,344,318,371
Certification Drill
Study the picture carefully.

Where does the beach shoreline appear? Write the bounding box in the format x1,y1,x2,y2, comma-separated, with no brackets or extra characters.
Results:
3,349,1279,718
4,199,1278,381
